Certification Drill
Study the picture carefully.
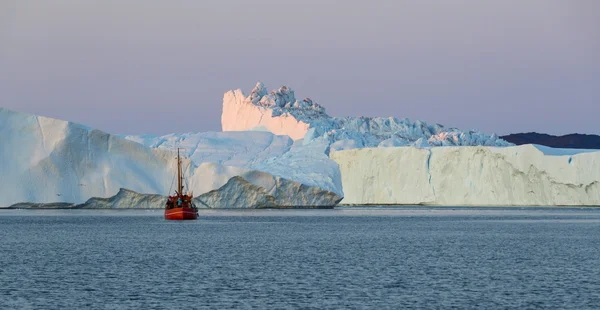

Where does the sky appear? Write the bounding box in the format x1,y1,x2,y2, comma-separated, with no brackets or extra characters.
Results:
0,0,599,136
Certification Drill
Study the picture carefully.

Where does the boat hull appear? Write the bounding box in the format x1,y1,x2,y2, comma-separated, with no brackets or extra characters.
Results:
164,207,198,220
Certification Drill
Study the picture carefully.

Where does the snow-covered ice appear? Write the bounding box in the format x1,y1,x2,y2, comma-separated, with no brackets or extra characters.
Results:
121,131,294,167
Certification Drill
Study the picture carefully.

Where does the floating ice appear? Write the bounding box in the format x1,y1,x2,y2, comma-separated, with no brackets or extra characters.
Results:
222,82,512,149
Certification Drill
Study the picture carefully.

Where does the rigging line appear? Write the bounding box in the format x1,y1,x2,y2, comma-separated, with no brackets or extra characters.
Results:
168,170,176,196
182,161,192,193
184,178,190,194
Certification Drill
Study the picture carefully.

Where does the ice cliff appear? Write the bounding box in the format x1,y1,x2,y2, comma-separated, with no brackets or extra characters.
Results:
222,82,512,150
331,145,600,206
0,108,173,207
0,108,341,208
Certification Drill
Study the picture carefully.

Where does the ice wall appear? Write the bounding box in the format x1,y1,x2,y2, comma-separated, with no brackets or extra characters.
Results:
331,145,600,206
0,108,176,206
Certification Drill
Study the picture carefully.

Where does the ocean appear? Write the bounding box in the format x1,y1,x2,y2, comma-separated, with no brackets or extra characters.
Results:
1,207,599,309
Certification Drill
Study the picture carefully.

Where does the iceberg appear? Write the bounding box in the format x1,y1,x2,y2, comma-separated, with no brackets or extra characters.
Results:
331,145,600,206
221,83,313,141
0,107,175,207
120,131,294,167
222,82,512,149
0,108,341,208
75,188,167,209
122,132,344,202
3,81,598,208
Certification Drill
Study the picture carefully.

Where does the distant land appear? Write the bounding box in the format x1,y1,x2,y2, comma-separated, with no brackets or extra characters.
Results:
501,133,600,149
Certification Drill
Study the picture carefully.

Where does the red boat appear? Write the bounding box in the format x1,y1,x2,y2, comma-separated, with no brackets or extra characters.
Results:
165,148,198,220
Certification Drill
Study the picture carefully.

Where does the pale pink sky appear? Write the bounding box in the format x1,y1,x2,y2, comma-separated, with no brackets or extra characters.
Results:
1,0,599,135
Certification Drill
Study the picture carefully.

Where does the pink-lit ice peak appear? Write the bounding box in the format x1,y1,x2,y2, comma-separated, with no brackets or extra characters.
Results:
223,82,512,149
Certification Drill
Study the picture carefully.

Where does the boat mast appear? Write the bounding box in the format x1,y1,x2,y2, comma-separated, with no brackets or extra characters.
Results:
177,148,182,195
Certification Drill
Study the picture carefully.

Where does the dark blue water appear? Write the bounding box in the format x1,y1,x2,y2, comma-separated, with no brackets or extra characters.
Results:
1,208,599,309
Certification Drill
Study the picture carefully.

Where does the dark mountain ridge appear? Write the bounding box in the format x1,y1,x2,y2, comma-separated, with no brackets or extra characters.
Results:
501,133,600,149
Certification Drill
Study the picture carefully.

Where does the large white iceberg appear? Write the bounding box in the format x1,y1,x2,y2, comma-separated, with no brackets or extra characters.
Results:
331,145,600,206
0,108,342,208
222,82,512,149
0,108,173,206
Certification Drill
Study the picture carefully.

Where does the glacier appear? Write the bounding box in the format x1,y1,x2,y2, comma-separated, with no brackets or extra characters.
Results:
222,82,512,149
0,108,341,208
